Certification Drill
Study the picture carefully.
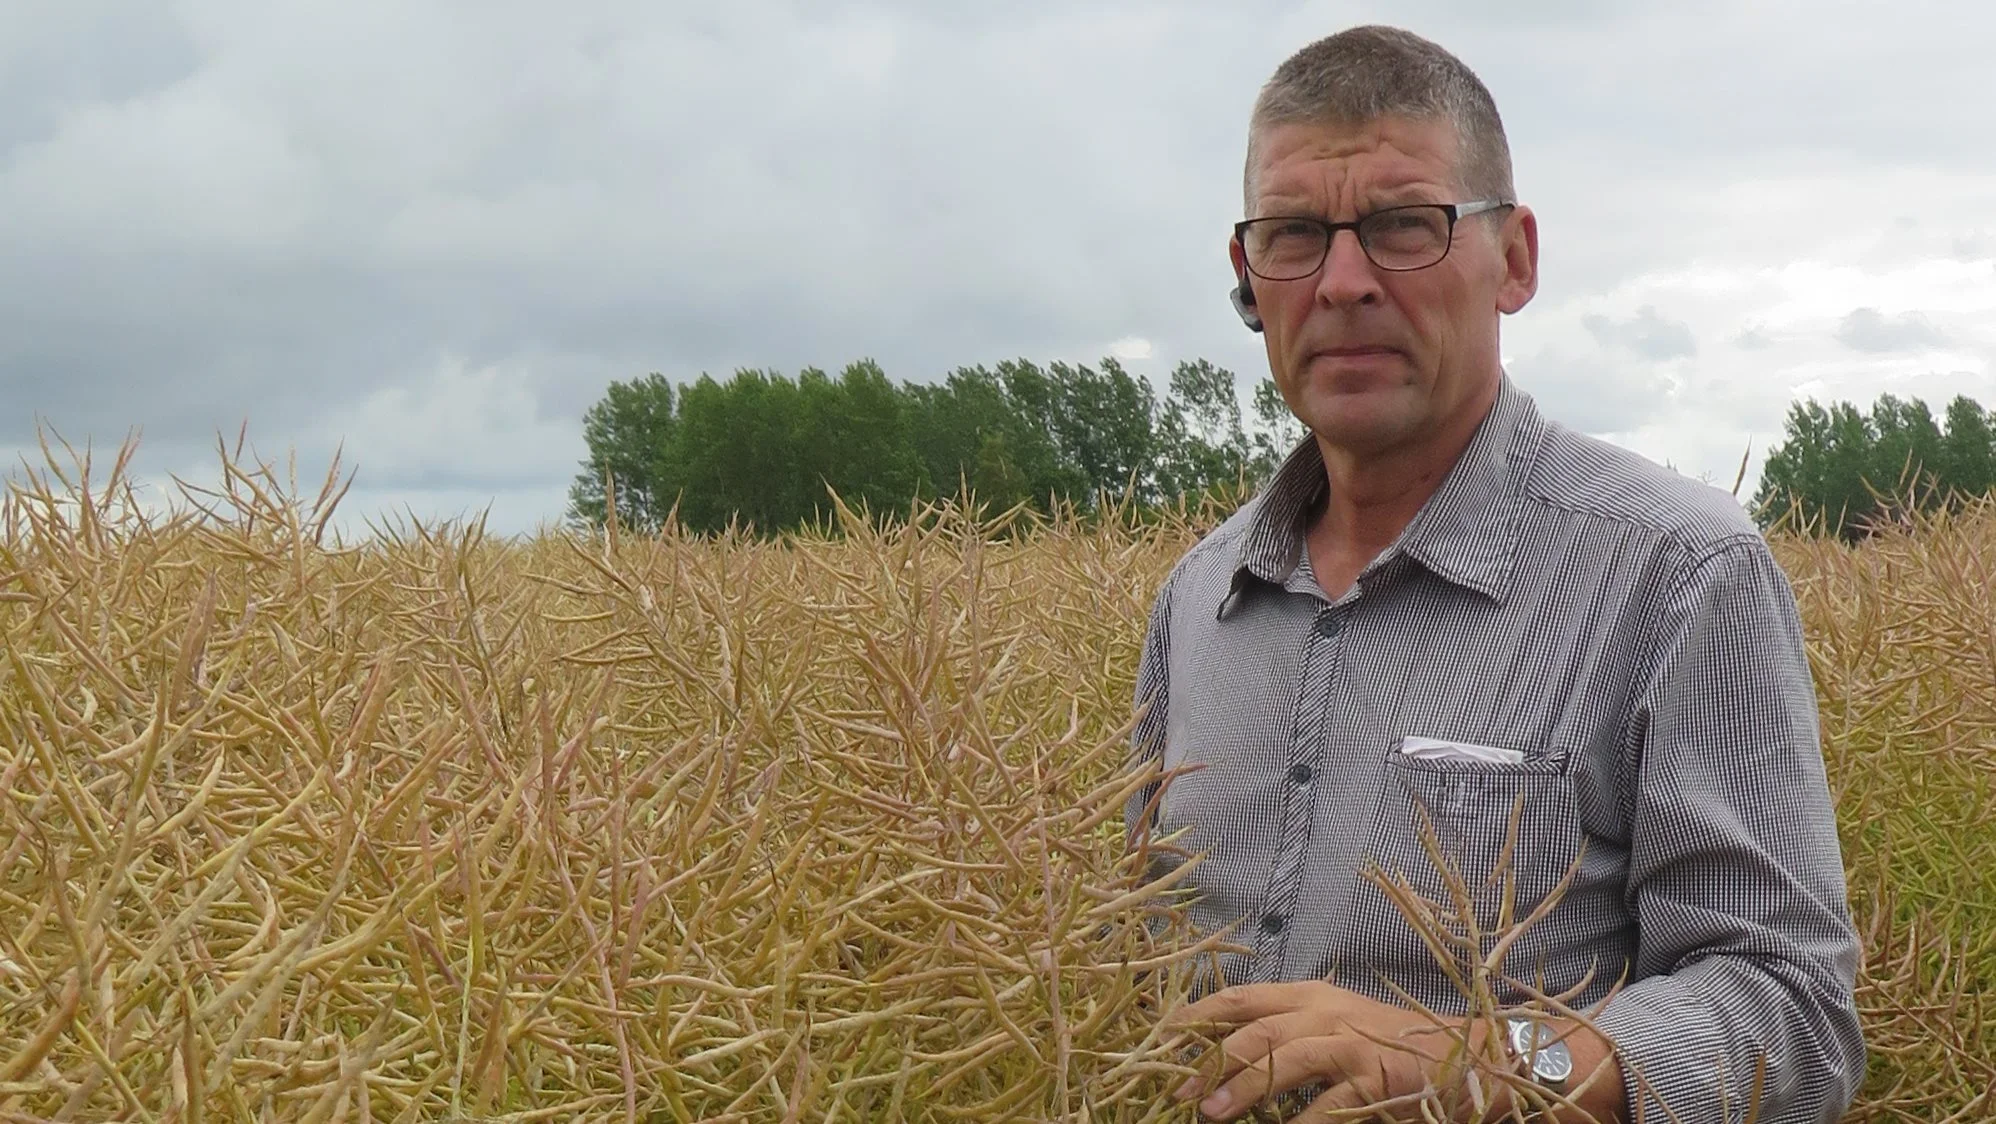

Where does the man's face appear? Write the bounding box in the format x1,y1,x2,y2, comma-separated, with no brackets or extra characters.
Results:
1231,115,1538,459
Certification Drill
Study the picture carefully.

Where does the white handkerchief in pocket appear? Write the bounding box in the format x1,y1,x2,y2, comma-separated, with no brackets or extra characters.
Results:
1398,735,1525,766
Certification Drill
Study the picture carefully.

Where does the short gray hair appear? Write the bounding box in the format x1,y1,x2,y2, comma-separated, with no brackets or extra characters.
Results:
1244,26,1515,212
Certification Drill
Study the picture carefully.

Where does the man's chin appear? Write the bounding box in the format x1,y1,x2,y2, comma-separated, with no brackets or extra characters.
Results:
1301,391,1419,452
1305,352,1410,391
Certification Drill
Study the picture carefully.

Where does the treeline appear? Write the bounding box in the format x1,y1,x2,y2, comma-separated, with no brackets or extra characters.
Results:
565,357,1304,535
1752,392,1996,541
564,357,1996,545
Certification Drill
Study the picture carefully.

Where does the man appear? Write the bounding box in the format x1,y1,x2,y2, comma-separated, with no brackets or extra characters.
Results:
1123,25,1864,1124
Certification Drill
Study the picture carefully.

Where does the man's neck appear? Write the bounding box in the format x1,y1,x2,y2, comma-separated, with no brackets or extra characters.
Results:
1304,378,1500,590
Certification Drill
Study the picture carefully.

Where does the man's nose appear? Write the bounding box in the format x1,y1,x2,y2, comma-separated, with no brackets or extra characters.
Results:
1314,228,1383,307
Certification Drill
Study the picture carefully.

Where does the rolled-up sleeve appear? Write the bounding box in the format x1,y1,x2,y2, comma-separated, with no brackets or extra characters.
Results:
1595,535,1865,1124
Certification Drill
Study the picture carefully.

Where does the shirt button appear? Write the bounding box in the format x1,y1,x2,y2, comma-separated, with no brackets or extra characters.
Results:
1260,913,1286,935
1288,763,1313,784
1315,614,1342,638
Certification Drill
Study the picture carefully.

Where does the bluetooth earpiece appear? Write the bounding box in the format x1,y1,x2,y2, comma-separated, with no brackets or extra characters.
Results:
1230,274,1264,333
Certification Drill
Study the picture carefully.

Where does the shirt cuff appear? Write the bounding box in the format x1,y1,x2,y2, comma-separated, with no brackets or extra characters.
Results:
1591,973,1732,1124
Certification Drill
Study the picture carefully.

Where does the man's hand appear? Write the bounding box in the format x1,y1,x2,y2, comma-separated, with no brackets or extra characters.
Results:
1164,980,1632,1123
1163,980,1485,1122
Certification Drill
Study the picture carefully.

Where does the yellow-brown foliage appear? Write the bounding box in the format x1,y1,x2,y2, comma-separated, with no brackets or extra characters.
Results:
0,433,1991,1122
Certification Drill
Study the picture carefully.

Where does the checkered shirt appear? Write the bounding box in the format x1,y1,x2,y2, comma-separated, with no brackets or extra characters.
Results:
1124,373,1864,1123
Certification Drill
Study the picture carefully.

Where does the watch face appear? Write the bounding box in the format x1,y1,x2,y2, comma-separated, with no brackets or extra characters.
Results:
1535,1039,1575,1082
1509,1019,1575,1083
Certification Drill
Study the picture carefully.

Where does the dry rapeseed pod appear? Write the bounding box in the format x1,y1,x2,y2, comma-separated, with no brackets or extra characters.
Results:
0,429,1989,1121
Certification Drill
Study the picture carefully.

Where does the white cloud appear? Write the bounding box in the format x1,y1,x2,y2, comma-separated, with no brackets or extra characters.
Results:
308,356,586,491
1108,337,1155,360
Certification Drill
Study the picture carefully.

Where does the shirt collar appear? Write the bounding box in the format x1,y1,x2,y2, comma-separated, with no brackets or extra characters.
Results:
1225,372,1542,613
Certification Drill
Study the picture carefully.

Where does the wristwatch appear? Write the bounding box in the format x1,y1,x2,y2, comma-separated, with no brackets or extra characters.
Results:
1505,1016,1574,1094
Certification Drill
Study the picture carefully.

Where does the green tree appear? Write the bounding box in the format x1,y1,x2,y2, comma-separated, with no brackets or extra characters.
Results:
1941,395,1996,504
995,359,1093,505
1156,359,1251,502
903,365,1066,513
1754,400,1825,533
672,369,810,534
1248,377,1308,480
969,429,1034,513
1866,393,1946,514
1756,400,1877,540
1753,391,1996,541
566,372,682,533
1040,358,1161,507
562,354,1377,538
793,359,925,526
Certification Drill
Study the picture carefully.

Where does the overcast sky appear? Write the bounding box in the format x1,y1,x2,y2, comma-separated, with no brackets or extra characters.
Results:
5,0,1993,539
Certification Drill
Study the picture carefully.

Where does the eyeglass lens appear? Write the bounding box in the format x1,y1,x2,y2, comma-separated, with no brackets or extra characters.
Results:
1241,207,1454,277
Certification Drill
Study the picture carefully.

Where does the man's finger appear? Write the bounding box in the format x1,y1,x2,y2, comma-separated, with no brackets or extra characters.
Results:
1294,1077,1394,1123
1193,1034,1374,1122
1164,980,1328,1032
1177,1009,1332,1099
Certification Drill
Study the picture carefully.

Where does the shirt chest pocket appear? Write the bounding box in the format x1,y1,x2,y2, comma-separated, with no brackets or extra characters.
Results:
1358,752,1586,940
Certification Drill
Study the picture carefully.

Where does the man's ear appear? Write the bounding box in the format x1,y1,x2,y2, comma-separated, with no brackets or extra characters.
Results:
1229,236,1264,332
1497,205,1539,315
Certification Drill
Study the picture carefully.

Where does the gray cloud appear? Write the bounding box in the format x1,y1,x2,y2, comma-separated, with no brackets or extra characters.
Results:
0,5,202,154
1506,347,1673,435
1581,306,1697,361
2,0,1993,534
1836,308,1948,353
1734,326,1773,350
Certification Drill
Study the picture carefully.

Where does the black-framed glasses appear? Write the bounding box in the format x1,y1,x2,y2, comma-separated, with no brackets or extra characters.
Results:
1234,200,1512,279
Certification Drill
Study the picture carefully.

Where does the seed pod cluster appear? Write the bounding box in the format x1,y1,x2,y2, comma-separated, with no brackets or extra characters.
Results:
1,434,1990,1121
0,437,1227,1122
